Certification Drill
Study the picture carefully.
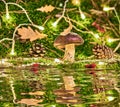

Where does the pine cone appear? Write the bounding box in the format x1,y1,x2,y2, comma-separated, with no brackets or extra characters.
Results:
92,44,113,59
29,80,44,91
29,43,46,57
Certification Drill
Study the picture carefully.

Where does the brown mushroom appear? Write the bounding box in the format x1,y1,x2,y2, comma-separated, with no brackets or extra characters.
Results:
54,33,84,62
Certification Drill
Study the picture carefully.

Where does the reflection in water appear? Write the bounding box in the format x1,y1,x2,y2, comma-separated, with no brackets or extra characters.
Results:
0,65,120,107
85,68,120,107
54,76,81,104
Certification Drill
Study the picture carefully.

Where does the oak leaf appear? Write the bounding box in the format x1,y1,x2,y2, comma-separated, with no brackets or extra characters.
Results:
17,26,47,42
17,98,43,106
37,5,55,13
60,21,73,35
21,91,45,95
63,76,75,91
54,76,78,104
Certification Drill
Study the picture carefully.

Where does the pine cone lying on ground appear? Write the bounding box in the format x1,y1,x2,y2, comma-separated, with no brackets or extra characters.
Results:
92,44,113,59
29,43,46,57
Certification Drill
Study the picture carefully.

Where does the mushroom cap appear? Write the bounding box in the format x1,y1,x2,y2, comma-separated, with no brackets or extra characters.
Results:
54,32,84,49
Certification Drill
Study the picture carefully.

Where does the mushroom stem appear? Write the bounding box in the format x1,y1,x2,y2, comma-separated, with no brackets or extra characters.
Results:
63,44,75,62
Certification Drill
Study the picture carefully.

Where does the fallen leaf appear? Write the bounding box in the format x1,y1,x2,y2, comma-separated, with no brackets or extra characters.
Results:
60,21,72,35
54,76,79,104
17,98,43,106
37,5,55,13
17,26,47,42
63,76,75,91
92,21,105,33
21,91,45,95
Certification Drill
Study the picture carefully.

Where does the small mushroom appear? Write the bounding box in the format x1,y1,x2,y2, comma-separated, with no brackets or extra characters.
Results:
54,32,84,62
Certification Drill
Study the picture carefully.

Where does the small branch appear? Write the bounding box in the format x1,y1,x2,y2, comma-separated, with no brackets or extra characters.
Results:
7,2,34,24
64,16,98,38
72,25,94,35
56,7,76,12
69,17,89,31
1,0,6,4
113,42,120,53
113,8,120,32
107,19,119,37
42,15,52,26
62,0,69,17
75,58,120,63
10,80,17,104
44,46,62,58
53,0,69,25
1,42,10,48
0,38,12,43
90,0,99,9
0,10,26,14
11,23,31,54
16,0,24,4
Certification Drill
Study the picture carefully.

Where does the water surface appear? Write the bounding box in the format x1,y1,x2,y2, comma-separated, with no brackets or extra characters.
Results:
0,64,120,107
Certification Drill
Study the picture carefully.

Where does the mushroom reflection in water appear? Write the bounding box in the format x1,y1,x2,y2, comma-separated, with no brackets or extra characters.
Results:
54,33,84,62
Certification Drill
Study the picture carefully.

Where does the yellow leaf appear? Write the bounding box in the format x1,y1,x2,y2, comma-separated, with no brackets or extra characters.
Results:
63,76,75,90
17,27,29,39
17,98,43,106
21,91,45,96
17,26,47,42
37,5,55,13
60,21,73,35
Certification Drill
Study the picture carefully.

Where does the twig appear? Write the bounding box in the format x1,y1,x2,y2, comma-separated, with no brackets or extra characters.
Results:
56,7,76,12
107,18,119,37
7,2,34,24
1,42,10,48
69,17,89,31
0,38,12,43
72,25,93,35
16,0,24,4
11,23,31,54
53,0,69,25
10,80,17,104
64,16,97,38
44,46,62,58
0,10,26,14
113,8,120,32
113,42,120,53
90,0,99,9
1,0,6,4
75,58,120,63
0,19,1,28
42,15,52,26
61,0,69,17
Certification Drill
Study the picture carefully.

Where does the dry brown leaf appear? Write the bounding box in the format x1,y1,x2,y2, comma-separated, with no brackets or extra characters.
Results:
30,31,47,41
17,26,47,42
21,91,45,96
60,21,73,35
63,76,75,90
37,5,55,13
55,76,77,104
54,76,78,104
17,98,43,106
63,76,76,96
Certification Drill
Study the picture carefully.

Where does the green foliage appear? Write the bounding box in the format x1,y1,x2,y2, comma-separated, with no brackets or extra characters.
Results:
0,0,119,59
0,102,14,107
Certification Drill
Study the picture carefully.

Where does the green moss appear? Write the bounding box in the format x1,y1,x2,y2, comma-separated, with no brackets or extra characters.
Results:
0,0,119,59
